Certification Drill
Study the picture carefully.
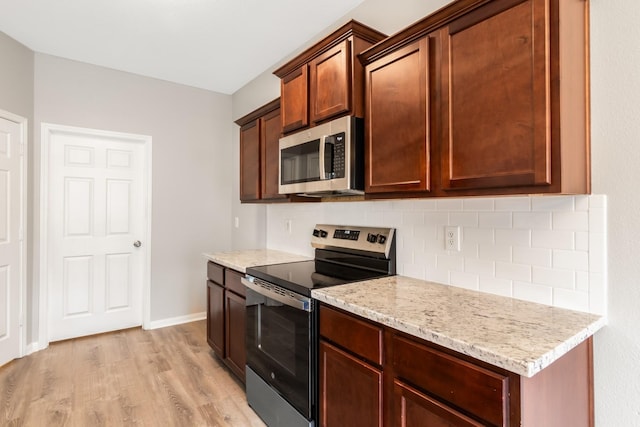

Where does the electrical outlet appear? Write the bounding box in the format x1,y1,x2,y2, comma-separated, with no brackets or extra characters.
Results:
286,219,293,234
234,217,240,228
445,226,461,251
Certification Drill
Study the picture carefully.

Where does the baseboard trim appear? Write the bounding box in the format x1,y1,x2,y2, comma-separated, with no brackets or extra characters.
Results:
25,341,48,357
145,312,206,330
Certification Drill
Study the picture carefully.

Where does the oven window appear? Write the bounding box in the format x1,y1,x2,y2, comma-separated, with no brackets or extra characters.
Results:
259,304,296,375
246,288,313,419
281,139,320,184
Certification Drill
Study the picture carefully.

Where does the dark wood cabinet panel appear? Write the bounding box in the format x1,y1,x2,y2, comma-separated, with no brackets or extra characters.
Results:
239,120,261,201
319,303,594,427
319,304,383,366
274,20,386,134
393,335,509,426
205,262,247,383
281,67,309,134
319,340,383,427
359,0,589,198
206,280,224,358
207,262,224,285
261,107,286,200
365,38,430,194
225,290,246,382
440,0,550,191
394,380,484,427
224,269,246,298
236,98,286,203
309,40,351,124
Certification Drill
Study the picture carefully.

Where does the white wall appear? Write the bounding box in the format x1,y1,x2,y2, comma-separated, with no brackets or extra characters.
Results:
33,54,233,324
590,1,640,425
231,0,640,424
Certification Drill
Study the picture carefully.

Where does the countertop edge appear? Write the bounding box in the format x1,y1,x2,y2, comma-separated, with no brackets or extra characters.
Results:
202,249,312,274
312,288,606,378
202,252,247,273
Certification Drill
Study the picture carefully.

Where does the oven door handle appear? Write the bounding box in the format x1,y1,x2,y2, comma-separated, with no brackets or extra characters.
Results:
241,277,312,312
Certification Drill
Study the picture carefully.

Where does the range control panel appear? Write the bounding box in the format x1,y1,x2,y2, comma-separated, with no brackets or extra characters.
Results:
311,224,395,258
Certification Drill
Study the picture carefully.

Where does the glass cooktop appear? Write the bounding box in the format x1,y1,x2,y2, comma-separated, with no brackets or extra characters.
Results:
246,259,390,297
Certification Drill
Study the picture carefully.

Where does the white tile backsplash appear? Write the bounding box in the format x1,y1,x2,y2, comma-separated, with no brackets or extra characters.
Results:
266,195,607,315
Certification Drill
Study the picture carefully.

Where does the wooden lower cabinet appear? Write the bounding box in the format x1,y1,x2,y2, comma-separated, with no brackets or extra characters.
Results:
394,381,483,427
319,341,383,427
319,304,594,427
206,280,224,357
206,262,246,383
225,290,246,381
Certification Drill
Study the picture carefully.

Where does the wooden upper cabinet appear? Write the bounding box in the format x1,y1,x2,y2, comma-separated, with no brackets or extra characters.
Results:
261,107,286,200
440,0,552,192
239,120,261,202
235,98,287,202
359,0,590,198
281,66,308,134
310,40,352,123
441,0,591,195
364,38,430,194
274,20,386,134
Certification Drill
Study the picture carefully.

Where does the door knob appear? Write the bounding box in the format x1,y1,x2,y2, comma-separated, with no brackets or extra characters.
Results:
133,240,142,248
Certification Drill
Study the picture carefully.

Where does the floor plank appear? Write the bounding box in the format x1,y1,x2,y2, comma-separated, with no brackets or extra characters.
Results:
0,321,265,427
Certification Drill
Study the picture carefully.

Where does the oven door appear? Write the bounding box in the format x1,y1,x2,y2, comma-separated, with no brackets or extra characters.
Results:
242,277,314,420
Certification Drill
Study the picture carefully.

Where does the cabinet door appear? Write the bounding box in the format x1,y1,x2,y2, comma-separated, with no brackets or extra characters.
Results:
440,0,551,191
207,280,224,358
239,120,261,201
394,381,484,427
225,290,246,382
261,107,286,200
281,66,309,134
319,340,383,427
365,38,430,194
310,40,352,124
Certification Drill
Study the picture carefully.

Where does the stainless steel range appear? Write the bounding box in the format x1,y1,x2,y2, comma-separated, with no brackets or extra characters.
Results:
241,224,396,427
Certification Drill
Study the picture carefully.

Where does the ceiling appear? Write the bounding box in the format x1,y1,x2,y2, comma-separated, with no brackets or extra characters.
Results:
0,0,365,94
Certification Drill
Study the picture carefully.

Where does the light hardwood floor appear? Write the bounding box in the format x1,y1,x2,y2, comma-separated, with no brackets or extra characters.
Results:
0,320,266,426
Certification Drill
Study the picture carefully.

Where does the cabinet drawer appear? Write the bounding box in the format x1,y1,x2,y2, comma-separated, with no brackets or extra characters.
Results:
393,335,509,426
225,269,246,297
319,305,383,366
207,262,224,284
394,380,484,427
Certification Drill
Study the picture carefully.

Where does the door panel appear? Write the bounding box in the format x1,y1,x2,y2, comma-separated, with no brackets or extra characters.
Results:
47,127,147,341
0,116,23,367
62,255,93,316
105,253,131,310
64,177,93,236
106,179,132,234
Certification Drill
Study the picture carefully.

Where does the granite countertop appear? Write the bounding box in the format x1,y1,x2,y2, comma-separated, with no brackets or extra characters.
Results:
203,249,311,273
312,276,606,378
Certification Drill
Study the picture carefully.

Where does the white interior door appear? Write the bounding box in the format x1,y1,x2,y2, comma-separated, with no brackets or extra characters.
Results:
0,116,24,367
46,127,149,341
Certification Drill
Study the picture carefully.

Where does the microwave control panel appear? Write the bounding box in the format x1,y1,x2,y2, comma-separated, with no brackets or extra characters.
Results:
330,132,346,179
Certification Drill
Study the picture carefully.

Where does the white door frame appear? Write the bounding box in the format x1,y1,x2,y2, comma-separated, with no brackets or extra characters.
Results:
0,109,27,359
39,123,152,348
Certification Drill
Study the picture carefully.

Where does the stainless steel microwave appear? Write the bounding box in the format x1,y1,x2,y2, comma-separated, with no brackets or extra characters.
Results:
279,116,364,196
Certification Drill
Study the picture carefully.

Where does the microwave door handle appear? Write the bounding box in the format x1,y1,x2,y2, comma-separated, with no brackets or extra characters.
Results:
318,135,327,180
324,136,335,179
